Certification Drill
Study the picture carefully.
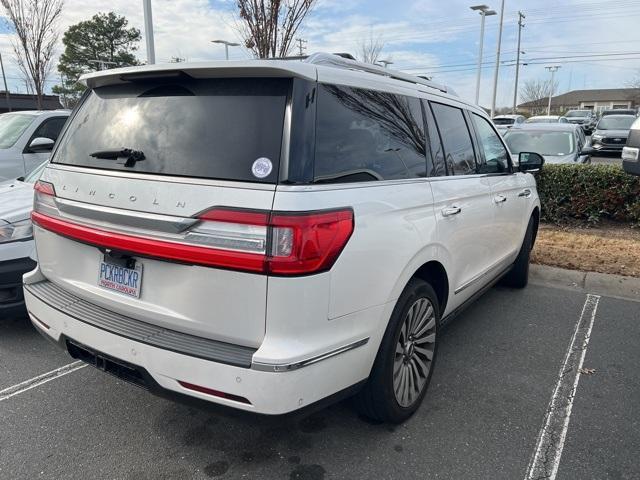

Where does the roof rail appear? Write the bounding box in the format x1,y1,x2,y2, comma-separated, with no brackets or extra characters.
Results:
304,52,453,95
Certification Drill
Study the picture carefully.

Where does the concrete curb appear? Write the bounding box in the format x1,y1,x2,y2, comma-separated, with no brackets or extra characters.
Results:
530,264,640,302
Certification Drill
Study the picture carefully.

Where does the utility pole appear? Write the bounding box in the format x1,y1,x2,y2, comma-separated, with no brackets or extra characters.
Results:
471,5,497,105
490,0,505,118
295,38,307,56
545,65,561,116
0,53,11,112
143,0,156,64
512,11,525,114
59,72,66,109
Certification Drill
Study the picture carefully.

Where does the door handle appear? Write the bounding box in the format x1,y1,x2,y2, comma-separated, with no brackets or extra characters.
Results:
518,189,532,198
493,194,507,204
442,206,462,217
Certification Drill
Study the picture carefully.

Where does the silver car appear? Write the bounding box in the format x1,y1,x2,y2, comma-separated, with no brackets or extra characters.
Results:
591,114,636,153
0,110,70,182
504,123,592,165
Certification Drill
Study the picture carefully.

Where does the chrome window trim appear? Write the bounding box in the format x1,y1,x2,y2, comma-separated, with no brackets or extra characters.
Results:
279,91,293,183
251,338,369,372
276,172,516,192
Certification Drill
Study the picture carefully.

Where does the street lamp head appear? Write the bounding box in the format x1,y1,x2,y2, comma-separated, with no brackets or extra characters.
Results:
470,4,497,15
211,40,240,46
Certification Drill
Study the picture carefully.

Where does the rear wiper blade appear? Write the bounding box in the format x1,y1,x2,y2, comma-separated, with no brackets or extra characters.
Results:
90,148,145,167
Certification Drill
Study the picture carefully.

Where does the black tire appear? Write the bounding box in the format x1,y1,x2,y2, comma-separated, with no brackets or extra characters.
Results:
354,278,439,423
501,216,535,288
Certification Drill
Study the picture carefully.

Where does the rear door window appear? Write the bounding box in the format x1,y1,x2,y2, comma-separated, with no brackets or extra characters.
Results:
430,102,477,175
52,78,289,183
32,117,68,142
314,84,427,183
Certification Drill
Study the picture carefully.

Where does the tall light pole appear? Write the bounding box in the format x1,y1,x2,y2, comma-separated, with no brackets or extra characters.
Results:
545,65,561,116
378,59,394,68
211,40,240,60
470,5,496,105
490,0,505,118
0,53,11,112
512,11,525,114
143,0,156,64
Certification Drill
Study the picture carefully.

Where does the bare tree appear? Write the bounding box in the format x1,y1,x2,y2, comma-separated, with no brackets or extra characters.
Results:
2,0,64,109
626,72,640,107
520,78,559,115
357,33,384,64
236,0,317,58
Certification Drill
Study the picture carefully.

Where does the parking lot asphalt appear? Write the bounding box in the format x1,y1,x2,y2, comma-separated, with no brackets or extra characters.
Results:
1,283,638,480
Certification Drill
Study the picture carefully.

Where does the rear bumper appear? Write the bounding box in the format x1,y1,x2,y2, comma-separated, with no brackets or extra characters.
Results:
24,277,386,415
0,256,36,315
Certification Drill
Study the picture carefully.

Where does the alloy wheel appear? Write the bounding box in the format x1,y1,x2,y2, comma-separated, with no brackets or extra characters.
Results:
393,297,437,408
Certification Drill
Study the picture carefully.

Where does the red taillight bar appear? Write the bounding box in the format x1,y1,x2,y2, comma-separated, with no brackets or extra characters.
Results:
31,207,354,276
31,211,267,272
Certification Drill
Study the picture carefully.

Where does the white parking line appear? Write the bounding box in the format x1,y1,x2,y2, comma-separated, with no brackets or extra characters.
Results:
0,361,87,402
524,294,600,480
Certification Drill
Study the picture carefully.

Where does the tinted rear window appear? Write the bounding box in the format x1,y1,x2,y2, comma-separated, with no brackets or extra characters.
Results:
52,78,289,183
314,84,427,183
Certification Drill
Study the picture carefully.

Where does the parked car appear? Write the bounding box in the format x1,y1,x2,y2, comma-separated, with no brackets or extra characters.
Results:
563,109,597,134
492,114,526,134
591,114,636,154
0,161,47,316
24,54,542,423
525,115,569,124
622,117,640,176
0,110,70,182
600,109,637,118
504,124,592,165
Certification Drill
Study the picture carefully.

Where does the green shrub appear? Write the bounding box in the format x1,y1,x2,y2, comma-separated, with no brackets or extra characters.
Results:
536,164,640,225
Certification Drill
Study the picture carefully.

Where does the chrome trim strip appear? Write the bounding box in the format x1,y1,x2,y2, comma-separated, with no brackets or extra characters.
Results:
251,338,370,372
279,93,292,183
24,280,258,368
46,164,277,191
454,252,516,295
55,197,198,234
276,172,517,192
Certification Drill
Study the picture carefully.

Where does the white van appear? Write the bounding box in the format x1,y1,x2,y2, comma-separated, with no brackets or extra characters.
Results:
24,54,542,423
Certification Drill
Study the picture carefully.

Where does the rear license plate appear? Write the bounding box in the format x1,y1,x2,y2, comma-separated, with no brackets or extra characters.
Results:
98,261,143,298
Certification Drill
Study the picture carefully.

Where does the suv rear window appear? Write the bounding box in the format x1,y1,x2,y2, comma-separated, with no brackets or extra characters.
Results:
52,78,289,183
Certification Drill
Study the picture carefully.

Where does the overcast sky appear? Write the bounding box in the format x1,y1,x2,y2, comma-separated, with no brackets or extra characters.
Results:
1,0,639,107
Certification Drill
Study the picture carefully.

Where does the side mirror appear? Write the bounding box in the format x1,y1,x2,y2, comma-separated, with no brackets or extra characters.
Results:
518,152,545,173
28,137,55,153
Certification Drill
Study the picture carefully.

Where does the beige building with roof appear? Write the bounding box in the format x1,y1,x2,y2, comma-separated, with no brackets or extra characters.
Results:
518,88,640,115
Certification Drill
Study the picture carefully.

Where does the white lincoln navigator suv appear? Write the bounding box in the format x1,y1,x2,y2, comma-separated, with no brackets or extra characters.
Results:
24,54,542,423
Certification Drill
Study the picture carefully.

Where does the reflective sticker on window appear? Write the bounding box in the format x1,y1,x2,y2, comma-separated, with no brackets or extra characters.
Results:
252,157,273,178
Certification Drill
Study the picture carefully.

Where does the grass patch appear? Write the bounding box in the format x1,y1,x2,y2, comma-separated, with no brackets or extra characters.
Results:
531,222,640,277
